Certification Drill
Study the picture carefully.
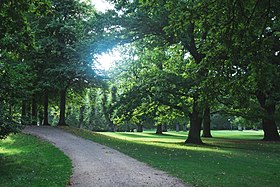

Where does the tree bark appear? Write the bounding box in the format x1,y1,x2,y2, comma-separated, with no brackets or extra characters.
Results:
58,88,67,126
185,99,203,144
162,125,167,132
38,110,43,126
109,122,115,132
137,124,143,132
43,90,50,126
9,103,12,116
256,91,280,141
176,124,180,132
262,103,280,141
78,105,85,128
26,101,31,125
31,95,37,126
182,124,187,131
21,100,27,125
156,124,163,134
202,105,212,138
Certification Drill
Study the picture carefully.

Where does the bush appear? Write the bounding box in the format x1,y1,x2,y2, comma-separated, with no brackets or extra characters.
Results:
0,111,23,139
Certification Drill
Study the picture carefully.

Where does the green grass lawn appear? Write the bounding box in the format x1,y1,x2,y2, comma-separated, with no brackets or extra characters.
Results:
62,127,280,187
0,133,72,187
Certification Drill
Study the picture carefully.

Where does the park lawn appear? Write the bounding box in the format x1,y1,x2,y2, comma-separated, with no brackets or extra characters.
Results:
0,133,72,187
62,127,280,187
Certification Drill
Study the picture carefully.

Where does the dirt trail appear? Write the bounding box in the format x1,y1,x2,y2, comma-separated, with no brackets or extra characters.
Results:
24,126,188,187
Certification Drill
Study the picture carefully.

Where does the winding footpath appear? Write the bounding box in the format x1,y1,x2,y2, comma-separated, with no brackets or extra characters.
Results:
24,126,188,187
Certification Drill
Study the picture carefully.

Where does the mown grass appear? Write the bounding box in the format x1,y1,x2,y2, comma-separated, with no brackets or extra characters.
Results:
62,127,280,187
0,133,72,187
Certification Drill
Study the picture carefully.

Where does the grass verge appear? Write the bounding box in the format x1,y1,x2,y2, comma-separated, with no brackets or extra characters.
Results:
62,127,280,187
0,133,72,187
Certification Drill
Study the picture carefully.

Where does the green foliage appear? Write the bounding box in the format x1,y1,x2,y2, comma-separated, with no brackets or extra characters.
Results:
1,0,279,140
0,0,111,131
232,116,261,130
210,114,233,130
106,0,280,141
0,133,72,186
35,0,101,90
0,108,22,140
110,44,198,130
61,88,110,131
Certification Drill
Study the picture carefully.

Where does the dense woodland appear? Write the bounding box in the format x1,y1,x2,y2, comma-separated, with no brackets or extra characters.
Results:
0,0,279,144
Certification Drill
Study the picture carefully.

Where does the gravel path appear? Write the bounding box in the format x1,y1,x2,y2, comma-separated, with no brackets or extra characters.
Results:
24,126,188,187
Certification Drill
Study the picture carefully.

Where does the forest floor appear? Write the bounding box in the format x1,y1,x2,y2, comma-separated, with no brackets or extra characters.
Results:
24,126,188,187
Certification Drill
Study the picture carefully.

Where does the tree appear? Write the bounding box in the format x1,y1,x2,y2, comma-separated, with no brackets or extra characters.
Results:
110,0,280,142
108,0,218,144
36,0,102,126
200,0,280,141
0,0,50,138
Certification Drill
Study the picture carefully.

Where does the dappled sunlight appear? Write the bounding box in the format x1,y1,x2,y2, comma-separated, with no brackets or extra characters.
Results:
0,147,22,155
63,127,280,187
165,132,188,137
212,130,264,140
0,136,22,155
98,132,232,154
0,133,72,187
98,132,185,143
144,141,232,154
1,136,16,144
97,130,280,155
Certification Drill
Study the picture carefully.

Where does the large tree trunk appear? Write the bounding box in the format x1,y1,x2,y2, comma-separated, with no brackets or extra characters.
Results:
43,90,50,126
176,124,180,132
31,95,37,126
202,105,212,138
58,88,67,126
88,105,95,130
21,100,27,125
38,110,43,126
182,124,187,131
156,124,163,134
262,103,280,141
256,91,280,141
26,101,31,125
137,124,143,132
162,125,167,132
108,121,115,132
9,103,12,116
262,115,279,141
78,105,85,128
185,99,203,144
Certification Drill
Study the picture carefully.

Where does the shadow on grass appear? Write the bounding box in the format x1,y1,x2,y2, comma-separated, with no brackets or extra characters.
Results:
104,132,186,140
201,138,280,154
